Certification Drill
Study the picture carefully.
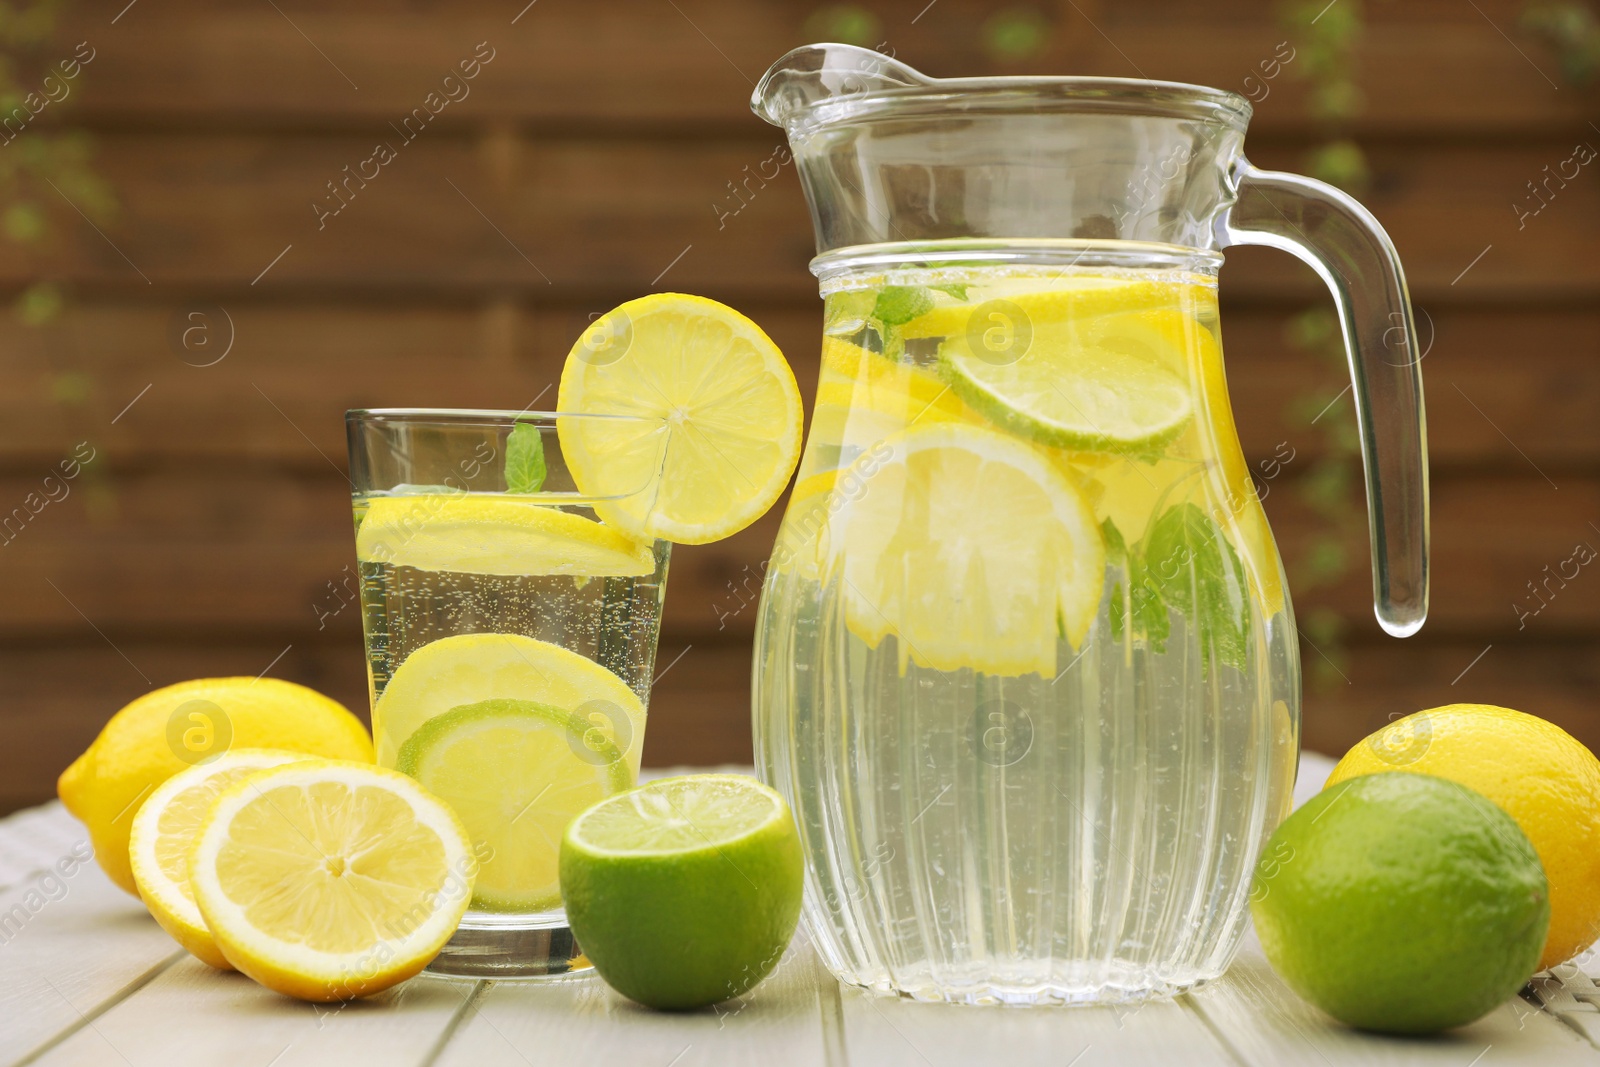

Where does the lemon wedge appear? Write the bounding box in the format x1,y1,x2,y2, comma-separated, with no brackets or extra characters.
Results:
128,749,308,969
355,494,655,577
372,632,646,768
832,422,1105,677
556,293,803,544
189,760,475,1001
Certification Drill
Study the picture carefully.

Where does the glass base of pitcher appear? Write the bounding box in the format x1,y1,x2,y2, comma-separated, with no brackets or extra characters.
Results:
424,909,591,979
837,964,1217,1007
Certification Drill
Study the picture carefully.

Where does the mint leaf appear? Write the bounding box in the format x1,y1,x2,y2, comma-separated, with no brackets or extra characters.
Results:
1104,518,1170,651
930,283,969,301
505,421,547,493
872,286,935,327
1142,503,1248,675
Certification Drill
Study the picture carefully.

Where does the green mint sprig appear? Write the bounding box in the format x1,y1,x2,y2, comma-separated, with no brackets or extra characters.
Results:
1105,503,1249,676
505,420,547,493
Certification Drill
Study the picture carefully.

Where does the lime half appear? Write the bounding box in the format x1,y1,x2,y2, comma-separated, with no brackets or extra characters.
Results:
561,774,804,1009
398,699,631,912
356,495,654,577
372,632,646,767
939,308,1195,453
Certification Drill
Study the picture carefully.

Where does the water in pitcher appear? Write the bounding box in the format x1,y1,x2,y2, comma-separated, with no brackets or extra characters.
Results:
754,247,1301,1003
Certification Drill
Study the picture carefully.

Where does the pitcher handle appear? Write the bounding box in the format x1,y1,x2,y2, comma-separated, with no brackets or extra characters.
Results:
1218,161,1429,637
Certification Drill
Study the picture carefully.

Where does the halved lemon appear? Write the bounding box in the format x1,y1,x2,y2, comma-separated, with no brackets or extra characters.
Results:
128,748,308,969
832,422,1105,677
397,699,632,912
189,760,475,1002
557,294,804,544
372,632,646,768
355,494,655,577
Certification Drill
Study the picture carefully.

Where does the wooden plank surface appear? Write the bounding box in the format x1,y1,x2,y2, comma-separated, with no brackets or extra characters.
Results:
30,960,473,1067
0,815,182,1065
0,471,1588,637
432,929,832,1067
7,801,1600,1066
1,302,1594,470
3,136,1596,299
1189,936,1600,1067
836,982,1235,1066
31,1,1595,136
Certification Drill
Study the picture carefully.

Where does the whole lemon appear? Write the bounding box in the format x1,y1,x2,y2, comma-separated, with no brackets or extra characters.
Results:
58,677,373,895
1327,704,1600,970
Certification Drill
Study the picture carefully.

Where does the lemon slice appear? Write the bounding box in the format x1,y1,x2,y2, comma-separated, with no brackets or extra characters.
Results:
397,699,631,912
355,494,655,577
833,422,1105,677
189,760,475,1001
557,293,804,544
372,632,646,768
940,307,1195,453
898,275,1183,340
128,748,308,969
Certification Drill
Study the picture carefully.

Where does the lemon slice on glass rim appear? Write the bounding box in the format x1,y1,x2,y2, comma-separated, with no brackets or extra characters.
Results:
556,293,804,545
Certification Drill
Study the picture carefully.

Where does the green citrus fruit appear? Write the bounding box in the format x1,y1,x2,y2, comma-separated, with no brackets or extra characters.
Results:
560,774,804,1009
1251,772,1549,1034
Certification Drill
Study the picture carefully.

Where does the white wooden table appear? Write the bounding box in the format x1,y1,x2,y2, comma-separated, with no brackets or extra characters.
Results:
6,759,1600,1067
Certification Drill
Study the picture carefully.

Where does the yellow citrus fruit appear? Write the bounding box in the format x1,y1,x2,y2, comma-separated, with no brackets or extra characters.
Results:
356,494,655,577
1327,704,1600,970
58,677,374,895
189,759,475,1002
371,632,645,769
557,293,803,544
128,748,308,968
833,421,1104,677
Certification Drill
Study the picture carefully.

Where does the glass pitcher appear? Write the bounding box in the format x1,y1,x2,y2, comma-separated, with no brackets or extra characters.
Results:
749,44,1428,1005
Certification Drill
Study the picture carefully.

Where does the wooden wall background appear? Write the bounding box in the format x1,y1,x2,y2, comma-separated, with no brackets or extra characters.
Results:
2,0,1597,813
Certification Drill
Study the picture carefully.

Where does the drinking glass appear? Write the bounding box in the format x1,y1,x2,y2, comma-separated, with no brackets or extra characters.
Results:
346,408,670,977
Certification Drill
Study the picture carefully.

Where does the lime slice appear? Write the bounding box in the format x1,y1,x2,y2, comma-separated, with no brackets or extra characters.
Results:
833,422,1104,677
939,307,1195,453
372,632,645,768
355,494,654,577
557,293,804,545
898,275,1184,340
560,774,803,1009
397,699,630,912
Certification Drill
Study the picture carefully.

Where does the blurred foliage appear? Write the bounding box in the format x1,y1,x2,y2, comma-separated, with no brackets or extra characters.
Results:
0,0,113,332
981,8,1052,63
1278,0,1368,689
802,4,882,47
1522,1,1600,84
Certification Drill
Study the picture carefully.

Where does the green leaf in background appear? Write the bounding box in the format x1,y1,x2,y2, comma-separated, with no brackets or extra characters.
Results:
1142,503,1250,675
505,420,547,494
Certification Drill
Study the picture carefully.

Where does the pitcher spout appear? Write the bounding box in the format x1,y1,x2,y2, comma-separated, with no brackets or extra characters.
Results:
752,44,929,129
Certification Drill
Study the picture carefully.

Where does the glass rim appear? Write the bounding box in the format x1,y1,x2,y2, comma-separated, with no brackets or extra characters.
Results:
346,407,663,427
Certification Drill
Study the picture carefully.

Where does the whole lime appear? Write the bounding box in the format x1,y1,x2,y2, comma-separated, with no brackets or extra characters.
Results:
1251,772,1548,1034
560,774,804,1010
1328,703,1600,970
